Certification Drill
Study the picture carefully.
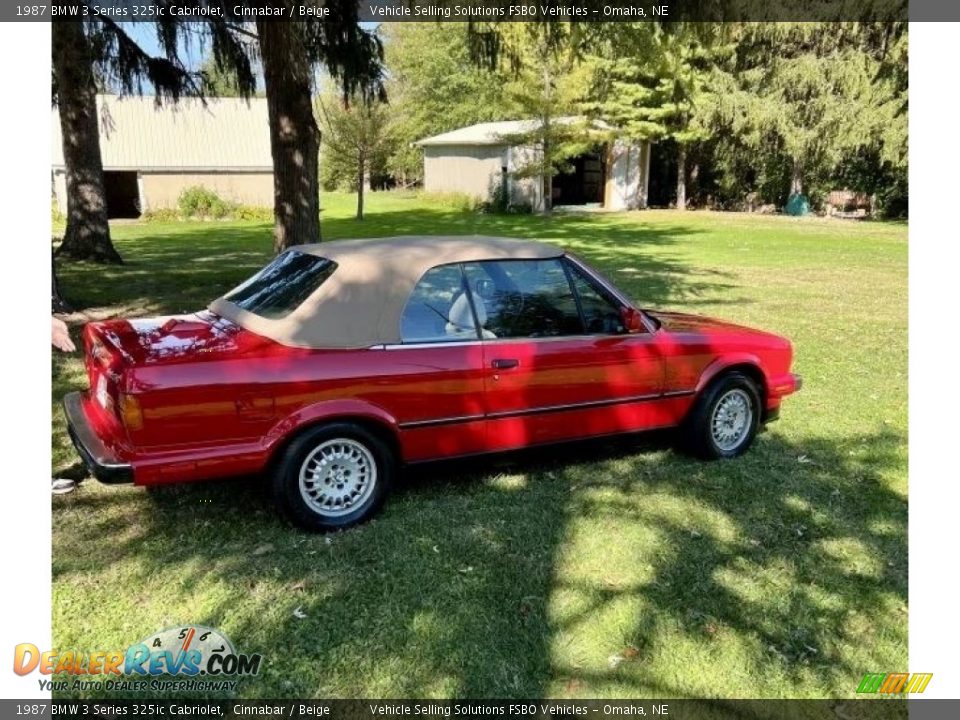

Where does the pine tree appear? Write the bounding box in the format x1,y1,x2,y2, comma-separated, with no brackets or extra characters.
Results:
52,5,254,263
253,7,383,250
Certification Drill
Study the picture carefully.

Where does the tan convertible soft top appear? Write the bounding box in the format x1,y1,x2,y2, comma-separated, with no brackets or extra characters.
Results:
209,235,564,349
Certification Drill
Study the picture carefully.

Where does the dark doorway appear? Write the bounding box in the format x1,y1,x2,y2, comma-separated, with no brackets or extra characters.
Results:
103,171,141,219
552,150,606,206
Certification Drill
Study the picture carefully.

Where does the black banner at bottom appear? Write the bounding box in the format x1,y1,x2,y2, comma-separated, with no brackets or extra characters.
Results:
8,698,958,720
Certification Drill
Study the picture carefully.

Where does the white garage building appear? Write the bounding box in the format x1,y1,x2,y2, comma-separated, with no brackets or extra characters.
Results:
417,117,652,212
52,95,273,218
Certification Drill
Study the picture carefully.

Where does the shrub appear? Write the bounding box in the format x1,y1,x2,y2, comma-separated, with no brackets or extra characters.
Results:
477,176,533,215
51,198,64,224
177,186,234,219
233,205,274,222
416,191,484,213
141,208,181,223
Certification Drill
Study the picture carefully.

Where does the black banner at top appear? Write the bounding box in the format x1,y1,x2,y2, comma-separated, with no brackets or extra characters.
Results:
7,0,925,24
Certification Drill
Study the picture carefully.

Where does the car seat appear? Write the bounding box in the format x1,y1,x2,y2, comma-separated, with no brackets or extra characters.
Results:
446,292,497,339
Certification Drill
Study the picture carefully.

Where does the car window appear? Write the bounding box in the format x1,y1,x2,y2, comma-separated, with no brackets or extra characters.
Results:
566,261,627,334
222,250,337,319
462,259,583,339
400,264,479,343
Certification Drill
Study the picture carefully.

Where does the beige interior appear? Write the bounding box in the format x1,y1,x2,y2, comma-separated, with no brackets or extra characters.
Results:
209,236,564,349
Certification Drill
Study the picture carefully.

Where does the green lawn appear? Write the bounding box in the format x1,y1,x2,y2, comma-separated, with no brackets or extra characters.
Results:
52,192,907,700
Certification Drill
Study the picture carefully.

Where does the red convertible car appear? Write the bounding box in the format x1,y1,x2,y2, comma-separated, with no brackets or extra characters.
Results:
64,236,801,530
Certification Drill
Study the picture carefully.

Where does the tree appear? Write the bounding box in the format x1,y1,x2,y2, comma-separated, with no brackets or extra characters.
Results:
53,20,118,263
52,7,255,263
252,7,384,251
382,23,509,186
318,93,394,220
255,21,321,253
713,23,905,207
495,24,595,214
199,54,254,98
583,24,723,210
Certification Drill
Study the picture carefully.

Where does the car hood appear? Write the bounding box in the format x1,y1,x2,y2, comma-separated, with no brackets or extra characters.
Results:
645,309,783,341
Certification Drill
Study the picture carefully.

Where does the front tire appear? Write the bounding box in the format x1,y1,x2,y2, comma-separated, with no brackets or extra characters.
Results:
682,372,762,459
272,423,394,531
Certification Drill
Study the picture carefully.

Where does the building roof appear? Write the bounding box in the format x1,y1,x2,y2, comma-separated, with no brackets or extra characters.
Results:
51,95,272,172
209,235,564,349
416,117,609,147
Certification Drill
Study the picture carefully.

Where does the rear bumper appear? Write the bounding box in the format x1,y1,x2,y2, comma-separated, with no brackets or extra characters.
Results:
63,392,133,484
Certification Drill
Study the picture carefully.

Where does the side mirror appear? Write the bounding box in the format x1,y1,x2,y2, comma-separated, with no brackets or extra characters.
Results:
620,307,645,334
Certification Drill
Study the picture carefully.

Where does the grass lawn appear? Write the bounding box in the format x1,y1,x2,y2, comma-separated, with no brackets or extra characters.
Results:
52,192,907,699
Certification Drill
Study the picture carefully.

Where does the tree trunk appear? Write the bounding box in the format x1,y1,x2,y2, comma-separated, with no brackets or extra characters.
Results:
540,55,555,215
543,170,553,214
356,151,365,220
542,131,553,215
790,160,804,195
52,21,122,264
676,143,687,211
256,19,321,252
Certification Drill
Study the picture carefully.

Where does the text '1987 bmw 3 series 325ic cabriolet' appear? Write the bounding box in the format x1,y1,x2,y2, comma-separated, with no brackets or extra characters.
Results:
64,236,801,531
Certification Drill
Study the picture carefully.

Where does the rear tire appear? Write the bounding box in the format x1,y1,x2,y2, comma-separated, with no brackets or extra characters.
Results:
682,372,762,460
272,423,394,531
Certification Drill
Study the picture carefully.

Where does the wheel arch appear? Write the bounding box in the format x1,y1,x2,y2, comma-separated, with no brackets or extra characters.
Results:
694,357,768,403
264,401,402,473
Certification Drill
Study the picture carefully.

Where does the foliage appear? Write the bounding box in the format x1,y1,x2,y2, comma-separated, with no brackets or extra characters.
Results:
414,191,487,213
382,23,510,185
68,10,256,104
707,23,908,208
232,205,274,222
198,54,258,98
584,25,718,145
177,186,233,219
52,5,258,263
318,92,395,219
51,197,64,225
493,24,598,213
53,192,906,699
142,198,272,223
140,207,181,223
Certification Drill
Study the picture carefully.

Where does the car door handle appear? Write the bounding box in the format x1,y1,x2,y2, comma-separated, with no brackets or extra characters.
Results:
491,358,520,370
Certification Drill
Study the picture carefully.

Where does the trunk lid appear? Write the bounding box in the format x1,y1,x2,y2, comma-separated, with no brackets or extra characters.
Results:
82,311,255,434
85,311,247,368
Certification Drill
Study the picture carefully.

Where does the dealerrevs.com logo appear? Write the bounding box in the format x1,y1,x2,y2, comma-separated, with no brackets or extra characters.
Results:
14,625,263,693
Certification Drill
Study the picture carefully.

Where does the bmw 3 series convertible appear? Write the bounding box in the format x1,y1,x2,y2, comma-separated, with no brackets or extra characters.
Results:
64,236,801,531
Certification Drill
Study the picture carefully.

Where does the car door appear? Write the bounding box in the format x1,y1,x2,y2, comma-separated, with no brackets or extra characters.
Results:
462,258,665,451
390,262,488,461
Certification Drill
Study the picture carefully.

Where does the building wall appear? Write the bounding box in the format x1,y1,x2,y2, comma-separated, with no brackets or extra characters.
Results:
423,138,650,213
423,145,507,200
52,171,67,214
140,171,273,210
605,141,651,211
506,145,543,211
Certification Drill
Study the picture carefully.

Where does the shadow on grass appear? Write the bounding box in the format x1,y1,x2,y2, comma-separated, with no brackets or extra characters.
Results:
53,427,906,699
55,205,745,317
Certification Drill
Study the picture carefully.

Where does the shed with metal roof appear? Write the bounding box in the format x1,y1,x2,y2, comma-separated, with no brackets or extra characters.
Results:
416,117,652,212
52,95,273,217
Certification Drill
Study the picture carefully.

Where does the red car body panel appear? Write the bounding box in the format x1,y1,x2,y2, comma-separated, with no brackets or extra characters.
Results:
66,258,800,487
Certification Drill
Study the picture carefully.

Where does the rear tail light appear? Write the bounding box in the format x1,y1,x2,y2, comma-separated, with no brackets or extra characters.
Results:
119,393,143,431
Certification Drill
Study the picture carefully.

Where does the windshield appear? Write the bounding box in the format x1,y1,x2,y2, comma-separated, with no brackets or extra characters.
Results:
222,250,337,319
